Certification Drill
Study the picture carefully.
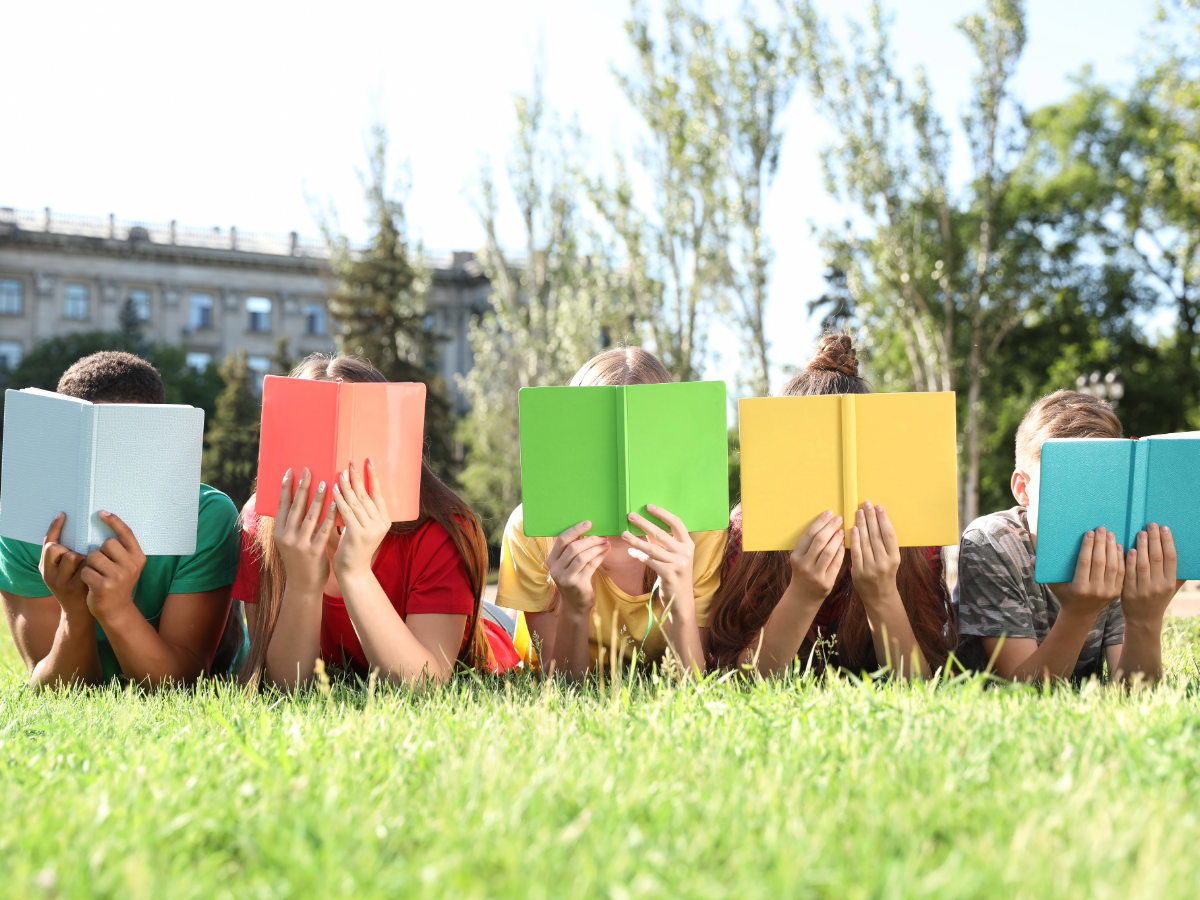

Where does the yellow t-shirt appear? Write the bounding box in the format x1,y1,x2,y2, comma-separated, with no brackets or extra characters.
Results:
497,504,726,670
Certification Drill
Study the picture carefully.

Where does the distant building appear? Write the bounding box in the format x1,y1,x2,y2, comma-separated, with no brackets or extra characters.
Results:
0,207,490,406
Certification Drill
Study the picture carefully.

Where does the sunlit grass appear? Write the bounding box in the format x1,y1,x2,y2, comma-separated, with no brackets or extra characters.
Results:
3,621,1200,899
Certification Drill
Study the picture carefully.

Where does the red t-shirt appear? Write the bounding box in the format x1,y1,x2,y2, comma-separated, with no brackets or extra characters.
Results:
233,495,517,673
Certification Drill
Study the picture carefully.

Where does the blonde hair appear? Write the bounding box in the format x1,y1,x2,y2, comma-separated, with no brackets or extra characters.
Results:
569,346,672,387
1015,389,1123,470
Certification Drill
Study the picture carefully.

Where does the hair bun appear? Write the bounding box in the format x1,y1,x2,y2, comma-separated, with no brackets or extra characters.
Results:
807,333,859,377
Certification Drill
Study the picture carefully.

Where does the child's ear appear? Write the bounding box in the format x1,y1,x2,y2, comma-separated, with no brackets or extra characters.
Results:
1010,469,1030,507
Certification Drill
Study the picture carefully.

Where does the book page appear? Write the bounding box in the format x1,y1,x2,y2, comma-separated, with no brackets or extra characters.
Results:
1144,435,1200,580
89,405,204,555
0,389,88,551
738,394,842,552
1034,439,1132,584
519,386,622,537
624,381,729,536
342,382,425,523
854,392,959,548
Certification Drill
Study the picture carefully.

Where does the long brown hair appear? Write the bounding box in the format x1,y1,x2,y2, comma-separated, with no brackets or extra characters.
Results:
708,333,957,674
240,354,491,686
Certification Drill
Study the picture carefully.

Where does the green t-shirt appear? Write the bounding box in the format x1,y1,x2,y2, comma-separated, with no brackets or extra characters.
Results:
0,484,243,680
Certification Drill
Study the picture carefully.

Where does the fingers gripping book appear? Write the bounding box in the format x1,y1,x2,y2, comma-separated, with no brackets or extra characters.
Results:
1034,434,1200,583
738,392,960,551
0,388,205,555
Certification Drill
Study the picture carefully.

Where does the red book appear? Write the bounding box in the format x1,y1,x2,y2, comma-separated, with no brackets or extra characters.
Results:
257,376,426,522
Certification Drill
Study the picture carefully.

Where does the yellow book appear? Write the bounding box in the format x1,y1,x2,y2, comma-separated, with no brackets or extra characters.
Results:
738,392,959,551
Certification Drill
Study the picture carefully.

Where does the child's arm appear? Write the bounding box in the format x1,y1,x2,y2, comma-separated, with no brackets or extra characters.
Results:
852,502,927,678
263,468,336,690
82,512,231,687
982,528,1124,681
622,505,704,676
1111,524,1183,684
742,510,845,676
544,521,610,681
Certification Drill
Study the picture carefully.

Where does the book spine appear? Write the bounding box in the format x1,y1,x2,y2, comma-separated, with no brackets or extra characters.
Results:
79,405,99,552
1126,439,1149,548
840,394,857,547
616,385,630,528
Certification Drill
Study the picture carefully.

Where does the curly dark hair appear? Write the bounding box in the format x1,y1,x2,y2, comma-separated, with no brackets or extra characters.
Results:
56,351,165,404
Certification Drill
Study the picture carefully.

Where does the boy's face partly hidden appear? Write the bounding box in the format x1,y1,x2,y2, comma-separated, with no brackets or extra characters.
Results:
1011,463,1041,541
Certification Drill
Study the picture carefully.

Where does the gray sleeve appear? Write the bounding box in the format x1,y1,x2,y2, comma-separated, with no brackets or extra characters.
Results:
1102,599,1126,646
954,529,1038,640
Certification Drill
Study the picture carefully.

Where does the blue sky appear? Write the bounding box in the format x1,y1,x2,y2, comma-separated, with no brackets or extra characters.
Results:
0,0,1160,389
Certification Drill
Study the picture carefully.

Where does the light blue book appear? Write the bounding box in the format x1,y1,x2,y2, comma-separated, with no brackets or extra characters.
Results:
1034,434,1200,583
0,389,205,555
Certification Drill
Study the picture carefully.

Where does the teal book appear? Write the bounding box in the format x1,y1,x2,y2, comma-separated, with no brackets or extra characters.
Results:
1034,433,1200,583
518,381,730,537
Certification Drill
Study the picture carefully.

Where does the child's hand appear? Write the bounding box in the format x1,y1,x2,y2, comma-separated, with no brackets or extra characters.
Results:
850,501,901,607
81,511,146,617
1048,526,1125,618
1120,523,1183,626
547,521,610,614
787,510,846,606
623,505,695,610
38,513,89,617
273,468,336,595
332,459,391,579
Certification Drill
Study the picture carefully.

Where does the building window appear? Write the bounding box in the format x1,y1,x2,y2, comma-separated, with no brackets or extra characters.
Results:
64,283,89,320
247,296,272,333
305,302,326,335
247,355,271,394
127,289,151,322
191,293,214,329
186,352,213,372
0,341,22,370
0,279,22,315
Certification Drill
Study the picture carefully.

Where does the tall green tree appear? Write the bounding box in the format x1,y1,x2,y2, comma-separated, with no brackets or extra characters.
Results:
201,351,261,510
321,124,457,481
790,0,1035,526
458,82,640,540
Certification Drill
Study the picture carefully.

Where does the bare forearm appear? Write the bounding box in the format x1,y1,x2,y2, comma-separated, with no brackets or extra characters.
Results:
999,610,1097,682
29,611,103,691
1114,618,1164,684
754,583,824,676
863,589,928,679
551,605,594,682
265,585,324,690
663,592,705,676
339,573,451,686
95,603,205,687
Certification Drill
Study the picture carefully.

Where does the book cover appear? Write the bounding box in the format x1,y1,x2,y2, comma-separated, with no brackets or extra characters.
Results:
256,376,426,522
0,388,204,555
518,381,729,537
1034,433,1200,583
738,391,959,551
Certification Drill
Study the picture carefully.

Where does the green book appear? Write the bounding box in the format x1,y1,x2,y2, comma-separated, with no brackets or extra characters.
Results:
518,381,730,537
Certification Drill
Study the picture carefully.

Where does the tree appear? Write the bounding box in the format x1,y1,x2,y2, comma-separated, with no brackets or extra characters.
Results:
593,0,731,383
201,351,261,510
457,82,640,539
790,0,1034,526
320,124,458,481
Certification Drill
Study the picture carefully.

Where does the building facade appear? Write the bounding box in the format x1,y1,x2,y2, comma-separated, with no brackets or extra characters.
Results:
0,207,491,405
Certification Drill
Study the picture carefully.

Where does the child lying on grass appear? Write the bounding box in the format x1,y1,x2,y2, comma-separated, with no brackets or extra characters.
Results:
0,352,243,689
954,390,1184,683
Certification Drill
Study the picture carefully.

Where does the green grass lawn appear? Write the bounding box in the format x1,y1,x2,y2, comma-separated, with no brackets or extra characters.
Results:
3,625,1200,900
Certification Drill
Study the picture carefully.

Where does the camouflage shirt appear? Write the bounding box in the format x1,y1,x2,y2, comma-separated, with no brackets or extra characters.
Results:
952,507,1124,680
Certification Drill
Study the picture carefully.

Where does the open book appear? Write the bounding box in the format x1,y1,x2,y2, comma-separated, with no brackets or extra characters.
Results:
518,381,729,537
0,388,204,555
257,376,426,522
738,392,959,551
1034,433,1200,583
